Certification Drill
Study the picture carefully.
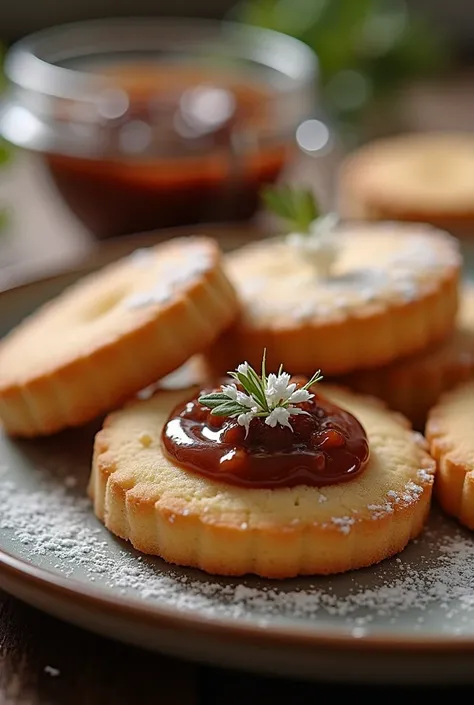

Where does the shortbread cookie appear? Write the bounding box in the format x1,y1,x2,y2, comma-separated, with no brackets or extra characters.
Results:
90,385,435,578
204,222,460,376
426,380,474,530
0,237,238,437
338,133,474,237
335,285,474,429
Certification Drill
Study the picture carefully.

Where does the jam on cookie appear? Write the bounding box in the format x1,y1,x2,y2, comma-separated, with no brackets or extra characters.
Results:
163,359,369,489
90,352,435,578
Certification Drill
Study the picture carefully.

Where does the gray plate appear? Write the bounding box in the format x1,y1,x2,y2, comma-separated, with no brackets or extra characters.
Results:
2,228,474,685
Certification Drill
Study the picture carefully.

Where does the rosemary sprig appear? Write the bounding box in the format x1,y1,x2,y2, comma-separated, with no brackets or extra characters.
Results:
261,184,320,234
198,350,323,435
262,184,340,277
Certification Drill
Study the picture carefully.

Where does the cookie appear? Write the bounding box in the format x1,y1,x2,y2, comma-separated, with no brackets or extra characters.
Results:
338,133,474,237
90,384,435,578
335,284,474,430
0,237,239,437
204,222,460,376
426,380,474,530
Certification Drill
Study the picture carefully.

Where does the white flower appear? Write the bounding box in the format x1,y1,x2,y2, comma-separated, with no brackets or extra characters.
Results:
265,406,292,429
236,362,250,375
221,384,238,401
265,372,295,407
237,411,256,437
199,353,322,437
236,391,257,409
288,388,313,404
287,406,307,417
222,383,260,410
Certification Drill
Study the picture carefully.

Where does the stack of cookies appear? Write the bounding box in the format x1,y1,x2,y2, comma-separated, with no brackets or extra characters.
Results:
202,216,464,432
333,132,474,428
0,187,473,579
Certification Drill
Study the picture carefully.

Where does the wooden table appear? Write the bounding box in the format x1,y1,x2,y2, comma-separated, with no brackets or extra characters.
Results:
2,73,474,702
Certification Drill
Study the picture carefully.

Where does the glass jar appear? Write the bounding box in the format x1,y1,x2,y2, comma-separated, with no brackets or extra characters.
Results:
0,17,318,239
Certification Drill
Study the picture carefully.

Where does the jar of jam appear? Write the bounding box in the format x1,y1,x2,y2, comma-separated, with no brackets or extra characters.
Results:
0,17,318,239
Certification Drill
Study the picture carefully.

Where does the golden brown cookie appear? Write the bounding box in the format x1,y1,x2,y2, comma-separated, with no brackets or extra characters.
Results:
204,222,460,376
334,285,474,430
90,385,435,578
338,133,474,237
0,237,239,437
426,379,474,530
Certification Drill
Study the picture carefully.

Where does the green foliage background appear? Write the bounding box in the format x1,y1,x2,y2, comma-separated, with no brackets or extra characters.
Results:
234,0,450,142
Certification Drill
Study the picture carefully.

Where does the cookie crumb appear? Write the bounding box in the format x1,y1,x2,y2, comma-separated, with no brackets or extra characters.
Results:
138,432,153,447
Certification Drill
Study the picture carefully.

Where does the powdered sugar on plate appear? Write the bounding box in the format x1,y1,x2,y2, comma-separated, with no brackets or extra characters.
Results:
1,453,474,637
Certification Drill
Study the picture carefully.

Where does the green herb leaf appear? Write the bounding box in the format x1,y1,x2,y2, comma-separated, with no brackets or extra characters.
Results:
303,369,324,390
261,185,320,234
209,402,243,417
197,393,230,409
261,348,268,387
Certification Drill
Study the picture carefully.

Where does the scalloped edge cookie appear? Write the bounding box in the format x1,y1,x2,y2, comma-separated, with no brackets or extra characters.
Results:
0,237,239,437
89,385,435,578
338,133,474,237
335,284,474,429
204,222,460,376
426,379,474,530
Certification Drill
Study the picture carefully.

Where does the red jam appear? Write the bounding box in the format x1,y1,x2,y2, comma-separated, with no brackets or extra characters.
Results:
44,64,289,239
162,383,370,489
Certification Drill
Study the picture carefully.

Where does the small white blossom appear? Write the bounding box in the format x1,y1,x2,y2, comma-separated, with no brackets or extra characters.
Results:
237,411,256,436
199,352,323,435
265,373,296,406
236,391,257,408
288,406,307,416
288,388,313,404
221,384,238,401
265,406,292,429
222,384,257,410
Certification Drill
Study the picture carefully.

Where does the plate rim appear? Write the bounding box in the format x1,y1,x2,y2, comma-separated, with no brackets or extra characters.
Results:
2,228,474,657
2,545,474,653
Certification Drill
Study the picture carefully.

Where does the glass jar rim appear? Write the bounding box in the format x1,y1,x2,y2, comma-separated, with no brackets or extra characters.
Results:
0,16,319,160
4,16,318,101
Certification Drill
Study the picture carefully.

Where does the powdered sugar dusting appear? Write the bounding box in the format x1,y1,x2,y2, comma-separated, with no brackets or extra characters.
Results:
230,225,460,322
329,516,355,534
2,462,474,636
124,244,212,310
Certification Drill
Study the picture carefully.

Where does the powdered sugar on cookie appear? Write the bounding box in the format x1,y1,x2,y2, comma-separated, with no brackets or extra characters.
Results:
124,242,213,310
228,223,460,322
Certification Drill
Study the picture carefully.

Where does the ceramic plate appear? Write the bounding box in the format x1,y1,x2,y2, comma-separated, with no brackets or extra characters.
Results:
2,229,474,685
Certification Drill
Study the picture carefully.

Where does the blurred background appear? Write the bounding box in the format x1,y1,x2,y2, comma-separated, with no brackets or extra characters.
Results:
0,0,473,283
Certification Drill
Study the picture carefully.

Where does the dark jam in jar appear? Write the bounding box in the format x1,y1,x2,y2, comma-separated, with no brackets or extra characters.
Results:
45,65,290,239
162,383,370,489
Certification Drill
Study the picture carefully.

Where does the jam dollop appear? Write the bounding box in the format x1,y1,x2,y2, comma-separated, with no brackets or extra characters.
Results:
162,381,370,489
